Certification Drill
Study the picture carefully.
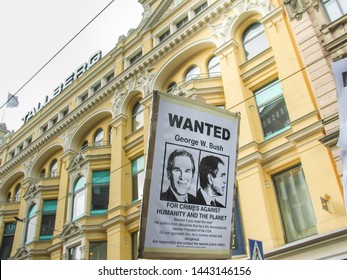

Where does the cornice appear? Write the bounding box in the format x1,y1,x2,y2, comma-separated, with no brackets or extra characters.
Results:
0,84,115,177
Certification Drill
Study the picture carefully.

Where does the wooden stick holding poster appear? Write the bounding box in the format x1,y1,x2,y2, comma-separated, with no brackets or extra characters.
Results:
139,91,240,259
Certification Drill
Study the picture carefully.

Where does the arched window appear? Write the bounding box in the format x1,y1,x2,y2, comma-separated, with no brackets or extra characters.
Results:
242,22,269,60
208,56,221,77
72,176,86,220
167,82,177,94
132,101,144,132
185,65,200,82
6,192,11,202
40,169,46,178
14,184,21,202
50,159,58,177
81,140,89,151
94,128,104,147
25,203,38,244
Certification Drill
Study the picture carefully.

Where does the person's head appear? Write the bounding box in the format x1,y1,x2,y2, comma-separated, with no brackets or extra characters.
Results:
199,155,227,196
166,149,195,196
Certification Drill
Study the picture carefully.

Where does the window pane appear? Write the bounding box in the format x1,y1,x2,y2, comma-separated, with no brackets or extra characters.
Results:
89,241,107,260
132,156,145,201
14,185,21,202
324,0,346,21
185,65,200,82
273,166,317,243
68,245,82,260
92,186,109,212
94,129,104,146
0,223,16,260
208,56,221,77
25,204,38,244
72,189,86,220
40,200,57,239
132,102,144,131
50,159,58,177
255,80,290,139
243,23,269,60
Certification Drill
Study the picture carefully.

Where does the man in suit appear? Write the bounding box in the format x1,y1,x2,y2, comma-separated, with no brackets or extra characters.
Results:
161,149,196,203
193,155,227,207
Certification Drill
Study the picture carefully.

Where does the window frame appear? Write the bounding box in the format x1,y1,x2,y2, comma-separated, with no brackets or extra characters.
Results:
91,170,110,215
94,128,104,147
254,79,290,140
39,200,57,240
242,22,269,61
322,0,347,22
207,56,221,77
272,165,317,243
132,101,144,132
71,176,87,221
132,156,145,201
185,65,200,82
24,203,38,244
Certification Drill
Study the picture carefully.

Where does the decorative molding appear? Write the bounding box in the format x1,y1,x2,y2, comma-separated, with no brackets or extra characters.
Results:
12,246,31,260
209,14,237,47
283,0,305,20
59,222,83,242
23,181,41,201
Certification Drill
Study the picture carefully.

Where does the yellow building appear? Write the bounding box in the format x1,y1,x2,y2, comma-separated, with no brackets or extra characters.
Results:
0,0,346,260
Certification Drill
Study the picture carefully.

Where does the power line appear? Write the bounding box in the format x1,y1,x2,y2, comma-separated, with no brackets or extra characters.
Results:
0,0,115,110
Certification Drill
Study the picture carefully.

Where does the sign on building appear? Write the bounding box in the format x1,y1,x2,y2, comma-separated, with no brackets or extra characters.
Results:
139,91,240,259
332,58,347,213
249,239,264,260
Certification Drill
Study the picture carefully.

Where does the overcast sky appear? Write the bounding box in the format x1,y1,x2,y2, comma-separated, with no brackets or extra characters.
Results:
0,0,143,132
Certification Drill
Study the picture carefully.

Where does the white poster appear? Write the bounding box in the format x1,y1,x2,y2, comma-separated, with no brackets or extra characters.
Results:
139,92,240,259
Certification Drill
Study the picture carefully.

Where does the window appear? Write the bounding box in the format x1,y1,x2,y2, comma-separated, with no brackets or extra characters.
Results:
242,22,269,60
185,65,200,82
254,80,290,139
94,128,104,146
132,102,144,131
40,200,57,240
132,156,145,201
273,166,317,243
167,82,177,93
68,245,82,260
0,223,16,260
6,192,11,202
208,56,221,77
322,0,347,22
131,231,138,260
26,136,32,146
194,1,208,15
130,51,142,65
93,82,101,93
176,16,188,29
25,203,38,244
159,29,171,42
9,150,15,159
51,116,58,126
41,124,48,134
14,184,21,202
80,93,88,103
106,73,114,83
81,140,89,151
91,171,110,215
89,241,107,260
72,176,86,220
62,107,69,117
232,194,246,256
50,159,58,177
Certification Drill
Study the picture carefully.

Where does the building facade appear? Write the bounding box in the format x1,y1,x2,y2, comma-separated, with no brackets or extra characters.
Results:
0,0,346,260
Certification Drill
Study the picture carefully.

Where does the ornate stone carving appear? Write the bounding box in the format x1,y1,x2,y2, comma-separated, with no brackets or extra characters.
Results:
283,0,305,20
23,154,37,178
111,90,126,117
12,246,31,260
137,70,155,96
59,222,83,242
62,124,77,151
233,0,274,15
24,182,41,201
210,14,237,46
